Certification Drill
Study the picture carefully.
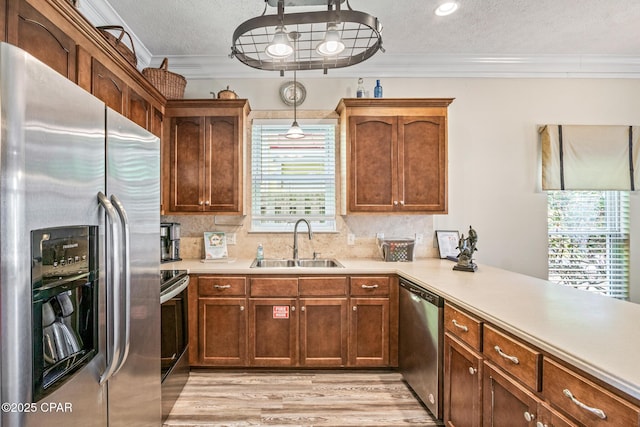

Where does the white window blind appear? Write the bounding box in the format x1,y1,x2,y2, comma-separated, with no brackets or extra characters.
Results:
251,123,336,232
547,191,630,300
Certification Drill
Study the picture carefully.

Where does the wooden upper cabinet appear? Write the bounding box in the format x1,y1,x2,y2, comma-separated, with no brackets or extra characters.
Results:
163,100,250,215
91,58,125,114
10,0,76,80
336,98,453,214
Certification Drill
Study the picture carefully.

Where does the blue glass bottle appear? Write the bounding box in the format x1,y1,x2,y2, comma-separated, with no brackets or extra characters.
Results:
374,79,383,98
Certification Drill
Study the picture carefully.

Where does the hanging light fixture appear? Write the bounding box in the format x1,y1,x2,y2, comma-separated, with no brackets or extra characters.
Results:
286,32,304,139
231,0,383,73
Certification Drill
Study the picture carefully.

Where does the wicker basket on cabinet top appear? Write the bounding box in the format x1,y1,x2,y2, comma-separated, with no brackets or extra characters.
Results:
142,58,186,99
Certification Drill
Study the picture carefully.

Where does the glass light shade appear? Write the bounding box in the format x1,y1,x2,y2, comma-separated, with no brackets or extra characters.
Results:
435,2,459,16
285,121,305,139
316,24,345,56
265,27,293,58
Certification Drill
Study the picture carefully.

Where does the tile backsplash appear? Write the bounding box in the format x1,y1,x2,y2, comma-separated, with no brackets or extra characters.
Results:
161,214,438,260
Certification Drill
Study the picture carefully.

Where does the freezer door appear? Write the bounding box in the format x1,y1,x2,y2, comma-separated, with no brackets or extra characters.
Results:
0,43,108,427
105,108,161,425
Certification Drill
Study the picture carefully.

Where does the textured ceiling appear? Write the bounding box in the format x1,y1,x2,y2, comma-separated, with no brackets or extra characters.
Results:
95,0,640,78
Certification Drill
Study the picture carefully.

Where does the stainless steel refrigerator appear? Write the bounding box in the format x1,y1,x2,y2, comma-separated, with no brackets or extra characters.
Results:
0,42,161,426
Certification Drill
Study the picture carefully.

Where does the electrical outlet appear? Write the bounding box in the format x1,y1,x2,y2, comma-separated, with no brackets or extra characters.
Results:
226,233,236,245
415,233,424,245
347,233,355,245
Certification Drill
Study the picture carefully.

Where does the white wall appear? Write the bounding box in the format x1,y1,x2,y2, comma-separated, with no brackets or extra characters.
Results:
182,76,640,302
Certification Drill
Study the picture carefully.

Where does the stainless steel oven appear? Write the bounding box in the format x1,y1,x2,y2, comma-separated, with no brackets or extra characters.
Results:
160,270,189,421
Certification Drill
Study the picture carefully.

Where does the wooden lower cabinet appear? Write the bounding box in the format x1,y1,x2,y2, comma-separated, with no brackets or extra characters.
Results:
483,361,538,427
248,297,298,366
299,298,348,366
348,297,389,366
198,297,247,366
443,333,482,427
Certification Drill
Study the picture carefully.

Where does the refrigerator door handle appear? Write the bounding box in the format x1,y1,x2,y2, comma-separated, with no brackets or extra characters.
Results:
97,192,122,385
110,194,131,375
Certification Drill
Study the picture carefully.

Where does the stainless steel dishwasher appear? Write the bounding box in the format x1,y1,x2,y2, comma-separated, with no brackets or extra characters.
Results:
399,278,444,419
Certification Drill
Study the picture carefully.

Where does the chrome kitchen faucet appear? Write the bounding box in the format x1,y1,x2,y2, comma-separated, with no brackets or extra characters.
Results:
293,218,313,261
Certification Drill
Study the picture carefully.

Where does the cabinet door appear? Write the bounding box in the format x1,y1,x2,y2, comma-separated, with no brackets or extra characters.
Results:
249,298,298,366
483,362,538,427
537,402,579,427
443,333,483,427
348,297,390,366
299,298,348,367
128,88,150,131
13,0,76,80
349,116,397,212
204,116,241,212
91,58,125,115
198,298,247,366
399,116,447,212
169,116,205,212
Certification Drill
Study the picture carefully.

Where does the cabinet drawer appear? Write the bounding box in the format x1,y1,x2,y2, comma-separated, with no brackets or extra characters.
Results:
483,324,541,391
543,358,640,426
199,276,246,296
444,303,482,351
250,277,298,297
299,277,348,296
350,277,390,296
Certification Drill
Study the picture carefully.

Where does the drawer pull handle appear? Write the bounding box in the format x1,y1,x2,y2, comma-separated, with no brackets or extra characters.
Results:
361,284,379,289
468,367,477,375
562,389,607,420
494,345,519,364
214,284,231,289
452,319,469,332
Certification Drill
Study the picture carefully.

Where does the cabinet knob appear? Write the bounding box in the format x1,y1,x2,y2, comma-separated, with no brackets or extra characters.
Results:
205,200,210,206
400,200,405,205
198,200,204,205
393,200,398,206
240,306,245,311
353,306,357,311
536,422,548,427
523,411,535,422
301,306,305,312
468,367,477,375
291,306,296,312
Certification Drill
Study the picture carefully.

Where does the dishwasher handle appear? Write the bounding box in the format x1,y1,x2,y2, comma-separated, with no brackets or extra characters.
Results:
399,279,443,307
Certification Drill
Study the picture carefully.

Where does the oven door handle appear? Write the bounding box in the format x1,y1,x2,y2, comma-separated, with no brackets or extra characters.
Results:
98,192,122,385
160,276,190,304
110,194,131,376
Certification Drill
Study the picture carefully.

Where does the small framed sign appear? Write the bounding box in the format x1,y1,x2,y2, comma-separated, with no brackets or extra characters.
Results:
204,231,228,260
435,230,460,259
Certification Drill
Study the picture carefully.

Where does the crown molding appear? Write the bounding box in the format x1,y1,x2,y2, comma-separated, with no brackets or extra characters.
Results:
153,53,640,80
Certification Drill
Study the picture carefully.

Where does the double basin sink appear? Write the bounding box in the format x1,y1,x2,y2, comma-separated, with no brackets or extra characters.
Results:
250,258,344,268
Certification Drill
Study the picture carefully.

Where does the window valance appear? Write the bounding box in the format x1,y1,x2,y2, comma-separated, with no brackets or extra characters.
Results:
540,125,639,191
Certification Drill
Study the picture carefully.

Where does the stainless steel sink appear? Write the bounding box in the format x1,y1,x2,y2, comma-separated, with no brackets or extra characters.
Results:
250,258,344,268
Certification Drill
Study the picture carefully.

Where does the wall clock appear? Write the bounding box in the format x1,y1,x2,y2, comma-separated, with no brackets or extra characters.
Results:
279,80,306,107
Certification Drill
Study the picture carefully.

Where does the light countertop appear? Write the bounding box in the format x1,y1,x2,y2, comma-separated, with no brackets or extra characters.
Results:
165,257,640,401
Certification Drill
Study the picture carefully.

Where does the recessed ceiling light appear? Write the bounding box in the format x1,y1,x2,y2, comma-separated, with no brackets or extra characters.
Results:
435,2,459,16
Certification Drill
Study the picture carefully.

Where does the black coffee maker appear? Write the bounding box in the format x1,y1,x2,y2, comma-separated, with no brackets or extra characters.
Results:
160,222,181,263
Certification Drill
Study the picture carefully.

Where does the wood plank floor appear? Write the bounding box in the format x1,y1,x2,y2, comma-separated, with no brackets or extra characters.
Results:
164,370,443,427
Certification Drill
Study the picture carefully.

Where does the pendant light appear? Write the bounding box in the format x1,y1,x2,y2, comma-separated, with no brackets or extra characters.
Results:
286,32,304,139
265,26,293,58
316,23,345,56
